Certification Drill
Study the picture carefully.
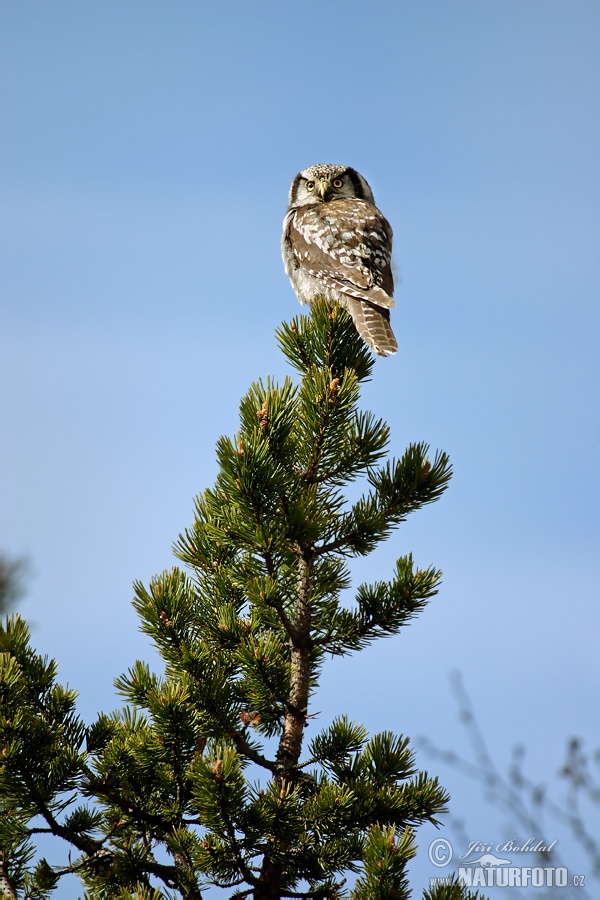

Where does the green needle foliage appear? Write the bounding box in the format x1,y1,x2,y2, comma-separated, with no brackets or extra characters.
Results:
0,302,484,899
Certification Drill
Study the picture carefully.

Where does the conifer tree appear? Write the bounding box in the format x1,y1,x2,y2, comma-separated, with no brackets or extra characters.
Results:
0,302,484,899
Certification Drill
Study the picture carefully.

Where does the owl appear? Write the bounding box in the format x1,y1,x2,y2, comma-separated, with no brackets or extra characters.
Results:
282,164,397,357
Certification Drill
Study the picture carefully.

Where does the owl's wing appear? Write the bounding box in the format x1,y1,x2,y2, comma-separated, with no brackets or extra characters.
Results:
289,200,395,309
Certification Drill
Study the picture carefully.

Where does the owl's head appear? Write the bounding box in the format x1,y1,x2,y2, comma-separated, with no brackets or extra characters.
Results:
288,164,376,208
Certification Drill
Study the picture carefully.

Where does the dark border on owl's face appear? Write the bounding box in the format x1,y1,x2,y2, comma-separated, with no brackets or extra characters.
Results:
345,167,367,200
288,174,304,208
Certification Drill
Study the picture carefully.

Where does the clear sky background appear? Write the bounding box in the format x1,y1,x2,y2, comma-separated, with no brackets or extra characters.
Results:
2,2,599,897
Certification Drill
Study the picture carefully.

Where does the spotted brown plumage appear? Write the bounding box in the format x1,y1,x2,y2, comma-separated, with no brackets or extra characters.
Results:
282,164,398,356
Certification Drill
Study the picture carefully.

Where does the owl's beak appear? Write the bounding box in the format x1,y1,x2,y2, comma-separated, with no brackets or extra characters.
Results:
316,180,331,200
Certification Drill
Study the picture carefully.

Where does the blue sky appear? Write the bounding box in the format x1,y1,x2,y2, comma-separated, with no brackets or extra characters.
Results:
2,2,599,896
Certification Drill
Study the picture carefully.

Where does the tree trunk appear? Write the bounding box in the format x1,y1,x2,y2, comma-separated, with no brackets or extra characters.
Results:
256,549,313,899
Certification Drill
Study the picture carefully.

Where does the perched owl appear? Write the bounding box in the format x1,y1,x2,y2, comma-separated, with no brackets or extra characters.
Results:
282,164,397,357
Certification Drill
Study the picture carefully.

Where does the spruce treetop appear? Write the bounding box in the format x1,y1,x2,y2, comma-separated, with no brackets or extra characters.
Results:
0,302,484,900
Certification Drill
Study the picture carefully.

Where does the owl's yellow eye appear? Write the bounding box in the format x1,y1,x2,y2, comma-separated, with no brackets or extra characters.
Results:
333,178,343,188
306,181,315,191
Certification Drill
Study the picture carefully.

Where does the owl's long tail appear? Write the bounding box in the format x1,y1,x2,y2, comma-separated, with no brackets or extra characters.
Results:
344,296,398,357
